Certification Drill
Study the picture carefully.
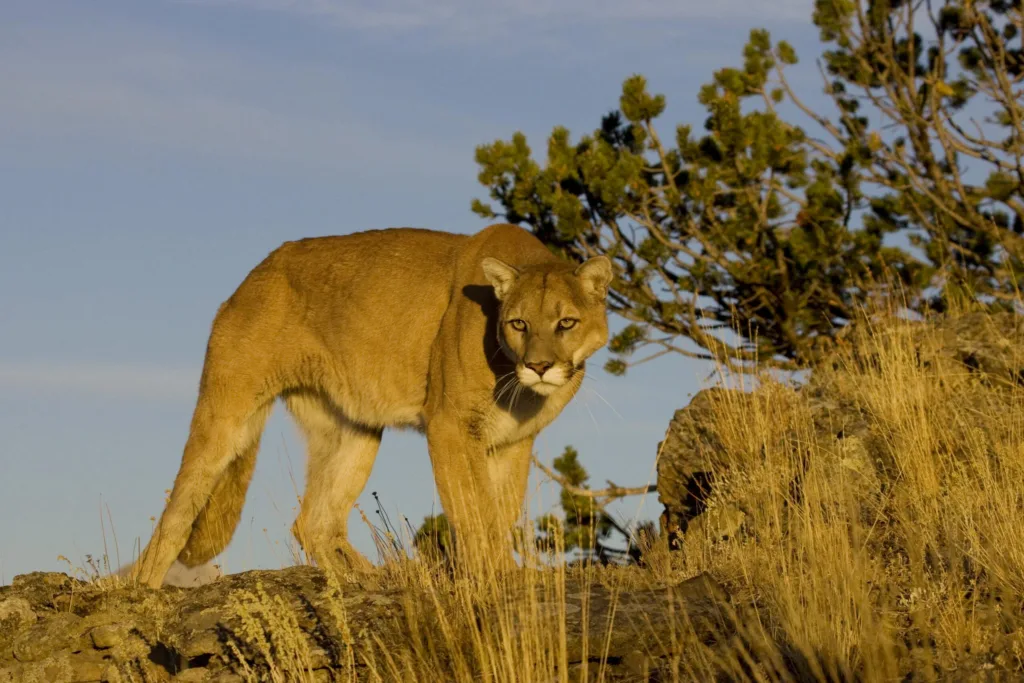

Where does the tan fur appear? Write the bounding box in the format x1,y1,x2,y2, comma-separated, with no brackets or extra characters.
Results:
129,223,611,587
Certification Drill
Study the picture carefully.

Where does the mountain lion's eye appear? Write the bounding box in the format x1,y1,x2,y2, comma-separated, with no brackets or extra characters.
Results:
557,318,578,330
509,319,527,331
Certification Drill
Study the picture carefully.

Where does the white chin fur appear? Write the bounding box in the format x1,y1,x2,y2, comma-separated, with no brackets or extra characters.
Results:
527,382,559,396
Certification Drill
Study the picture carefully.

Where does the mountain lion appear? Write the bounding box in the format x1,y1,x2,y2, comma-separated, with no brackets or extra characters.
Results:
130,223,611,588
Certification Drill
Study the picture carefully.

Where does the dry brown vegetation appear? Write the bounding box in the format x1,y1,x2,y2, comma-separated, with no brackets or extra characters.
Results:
8,307,1021,681
209,306,1024,682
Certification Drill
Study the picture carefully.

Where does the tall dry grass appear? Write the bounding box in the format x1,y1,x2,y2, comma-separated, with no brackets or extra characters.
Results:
222,307,1024,681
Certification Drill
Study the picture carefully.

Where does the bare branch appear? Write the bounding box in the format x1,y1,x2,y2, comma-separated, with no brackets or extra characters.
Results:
531,455,656,504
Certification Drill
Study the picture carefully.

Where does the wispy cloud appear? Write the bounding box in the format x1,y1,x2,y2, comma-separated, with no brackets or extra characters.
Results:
0,361,200,401
182,0,814,36
0,22,478,177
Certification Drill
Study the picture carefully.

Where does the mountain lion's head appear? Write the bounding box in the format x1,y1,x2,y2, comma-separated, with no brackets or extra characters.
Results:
482,255,612,397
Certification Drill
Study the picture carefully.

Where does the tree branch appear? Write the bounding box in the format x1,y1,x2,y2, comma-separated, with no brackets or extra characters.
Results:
530,455,656,503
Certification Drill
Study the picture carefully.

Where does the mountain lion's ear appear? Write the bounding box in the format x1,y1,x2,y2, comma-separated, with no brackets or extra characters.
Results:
482,257,520,301
574,256,612,299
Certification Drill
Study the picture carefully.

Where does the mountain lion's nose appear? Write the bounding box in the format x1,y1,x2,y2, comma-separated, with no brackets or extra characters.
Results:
526,361,553,377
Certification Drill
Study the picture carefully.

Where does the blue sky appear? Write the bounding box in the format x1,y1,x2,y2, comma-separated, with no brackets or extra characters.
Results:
0,0,823,582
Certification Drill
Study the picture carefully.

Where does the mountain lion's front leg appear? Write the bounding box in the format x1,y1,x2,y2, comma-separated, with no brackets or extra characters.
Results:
426,414,511,572
487,437,533,543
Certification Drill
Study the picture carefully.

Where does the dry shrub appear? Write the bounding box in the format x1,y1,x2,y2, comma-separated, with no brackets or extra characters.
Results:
683,307,1024,679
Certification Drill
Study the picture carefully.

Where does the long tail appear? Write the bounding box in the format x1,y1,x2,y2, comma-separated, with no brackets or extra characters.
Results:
177,437,260,567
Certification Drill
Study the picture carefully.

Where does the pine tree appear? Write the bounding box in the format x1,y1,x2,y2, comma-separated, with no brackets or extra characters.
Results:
473,0,1022,375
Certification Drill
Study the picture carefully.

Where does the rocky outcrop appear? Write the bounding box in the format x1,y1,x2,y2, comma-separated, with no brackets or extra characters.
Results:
655,382,883,550
0,566,734,682
656,311,1024,549
656,387,741,547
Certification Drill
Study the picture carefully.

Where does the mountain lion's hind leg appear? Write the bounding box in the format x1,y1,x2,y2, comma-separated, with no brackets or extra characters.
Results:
286,392,379,573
